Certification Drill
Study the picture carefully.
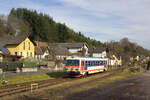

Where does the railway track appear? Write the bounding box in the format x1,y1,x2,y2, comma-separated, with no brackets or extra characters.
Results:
0,78,74,97
0,66,129,98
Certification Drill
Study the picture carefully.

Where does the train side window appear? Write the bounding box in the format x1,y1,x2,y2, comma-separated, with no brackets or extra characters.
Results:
102,61,104,65
91,61,93,66
89,61,91,66
104,61,105,64
93,61,94,66
87,61,89,67
100,61,102,65
88,61,90,67
86,61,88,66
98,61,100,66
90,61,92,66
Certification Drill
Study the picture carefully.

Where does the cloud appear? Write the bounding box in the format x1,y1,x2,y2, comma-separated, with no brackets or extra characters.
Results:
59,0,150,49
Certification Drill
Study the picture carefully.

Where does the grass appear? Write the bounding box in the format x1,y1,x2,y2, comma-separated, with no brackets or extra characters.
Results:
0,72,69,86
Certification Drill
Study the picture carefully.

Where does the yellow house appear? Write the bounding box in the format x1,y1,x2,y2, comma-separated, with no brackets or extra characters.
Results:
0,36,35,58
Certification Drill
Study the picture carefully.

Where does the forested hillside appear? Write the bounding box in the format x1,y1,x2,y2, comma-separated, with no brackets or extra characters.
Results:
8,8,104,47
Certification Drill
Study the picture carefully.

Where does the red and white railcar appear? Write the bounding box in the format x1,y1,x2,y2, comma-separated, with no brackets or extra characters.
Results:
64,56,108,77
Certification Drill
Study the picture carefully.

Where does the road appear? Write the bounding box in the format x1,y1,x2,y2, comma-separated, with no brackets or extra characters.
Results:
66,71,150,100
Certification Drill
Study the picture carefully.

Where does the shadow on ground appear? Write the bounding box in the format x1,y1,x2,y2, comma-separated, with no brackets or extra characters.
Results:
46,72,69,78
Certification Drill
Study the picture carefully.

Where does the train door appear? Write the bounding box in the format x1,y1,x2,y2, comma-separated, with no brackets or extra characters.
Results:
81,61,85,73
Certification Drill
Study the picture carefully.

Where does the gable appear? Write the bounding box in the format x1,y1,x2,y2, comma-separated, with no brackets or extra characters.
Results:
18,37,34,49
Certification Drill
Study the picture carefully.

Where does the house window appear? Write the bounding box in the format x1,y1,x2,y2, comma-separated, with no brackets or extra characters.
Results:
15,52,17,56
28,42,30,50
20,52,22,56
23,42,25,50
30,52,32,57
27,52,28,57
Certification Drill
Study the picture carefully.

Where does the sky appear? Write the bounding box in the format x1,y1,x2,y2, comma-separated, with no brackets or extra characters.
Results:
0,0,150,49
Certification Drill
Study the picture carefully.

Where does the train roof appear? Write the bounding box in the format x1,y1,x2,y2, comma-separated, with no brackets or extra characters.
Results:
66,56,108,60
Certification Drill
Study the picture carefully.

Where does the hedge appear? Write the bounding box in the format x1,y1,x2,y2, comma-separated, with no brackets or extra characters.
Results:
22,62,37,68
0,62,37,71
0,62,22,71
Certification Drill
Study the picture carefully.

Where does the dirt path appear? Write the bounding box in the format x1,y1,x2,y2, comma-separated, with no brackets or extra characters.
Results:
66,71,150,100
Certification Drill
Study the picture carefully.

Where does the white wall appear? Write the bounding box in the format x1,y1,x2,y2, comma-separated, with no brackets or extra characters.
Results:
56,55,69,60
41,50,49,59
83,44,88,55
35,50,49,59
68,48,81,54
92,51,106,58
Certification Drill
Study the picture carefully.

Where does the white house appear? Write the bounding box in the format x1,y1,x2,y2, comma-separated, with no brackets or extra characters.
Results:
88,47,107,58
34,41,50,60
40,47,49,59
34,46,50,60
50,42,89,56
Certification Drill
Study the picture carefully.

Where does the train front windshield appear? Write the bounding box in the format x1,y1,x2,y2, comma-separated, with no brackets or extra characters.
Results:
66,60,80,66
